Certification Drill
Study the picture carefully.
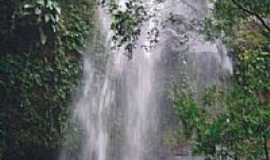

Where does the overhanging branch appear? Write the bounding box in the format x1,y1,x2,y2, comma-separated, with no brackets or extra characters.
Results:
231,0,270,32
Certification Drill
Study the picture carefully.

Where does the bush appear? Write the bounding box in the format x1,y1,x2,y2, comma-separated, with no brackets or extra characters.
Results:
172,86,270,160
0,0,96,159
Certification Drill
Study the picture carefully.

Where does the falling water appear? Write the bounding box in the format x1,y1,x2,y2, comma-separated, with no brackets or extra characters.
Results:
60,0,233,160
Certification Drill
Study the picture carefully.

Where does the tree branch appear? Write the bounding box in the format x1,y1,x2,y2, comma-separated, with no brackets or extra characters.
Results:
264,135,269,160
231,0,270,32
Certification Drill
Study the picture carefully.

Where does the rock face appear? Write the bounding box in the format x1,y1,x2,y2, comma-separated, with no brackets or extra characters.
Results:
155,0,233,158
60,1,232,160
174,156,205,160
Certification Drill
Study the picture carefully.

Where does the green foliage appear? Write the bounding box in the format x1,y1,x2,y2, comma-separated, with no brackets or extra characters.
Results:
111,1,147,58
172,86,270,160
0,0,95,54
0,0,61,52
229,23,270,93
0,52,80,160
204,0,270,42
22,0,62,45
236,50,270,92
172,0,270,159
59,0,96,52
0,0,96,159
102,0,147,58
173,91,206,138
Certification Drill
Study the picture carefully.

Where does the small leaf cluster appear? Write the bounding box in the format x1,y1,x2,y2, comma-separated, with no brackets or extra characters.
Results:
102,0,148,58
0,0,62,52
111,1,147,58
59,0,96,52
22,0,61,45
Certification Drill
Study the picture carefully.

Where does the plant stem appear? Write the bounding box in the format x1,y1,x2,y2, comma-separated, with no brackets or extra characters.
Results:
231,0,270,33
264,136,269,160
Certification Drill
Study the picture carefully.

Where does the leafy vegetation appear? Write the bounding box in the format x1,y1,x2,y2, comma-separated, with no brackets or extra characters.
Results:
0,0,96,159
172,0,270,159
102,0,147,58
172,86,270,160
1,0,270,160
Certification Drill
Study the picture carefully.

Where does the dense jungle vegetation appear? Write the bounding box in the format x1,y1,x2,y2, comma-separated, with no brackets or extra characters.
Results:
172,0,270,160
0,0,269,160
0,0,96,159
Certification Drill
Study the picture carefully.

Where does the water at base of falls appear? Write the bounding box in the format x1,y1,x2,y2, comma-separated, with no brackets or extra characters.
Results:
60,0,233,160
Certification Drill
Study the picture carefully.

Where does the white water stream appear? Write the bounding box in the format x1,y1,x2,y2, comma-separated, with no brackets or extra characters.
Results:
60,0,232,160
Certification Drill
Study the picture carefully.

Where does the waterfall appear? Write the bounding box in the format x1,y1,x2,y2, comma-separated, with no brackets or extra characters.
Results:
60,0,233,160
